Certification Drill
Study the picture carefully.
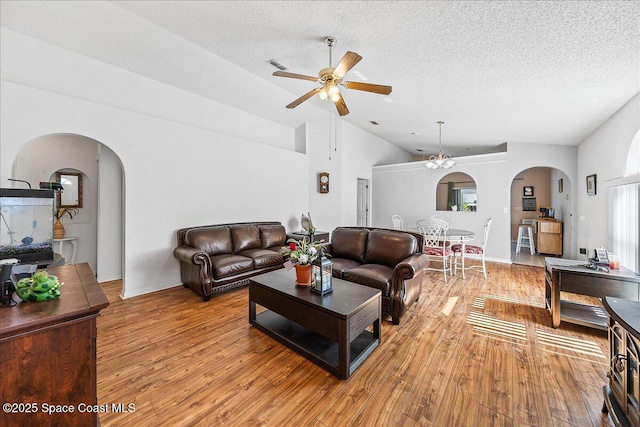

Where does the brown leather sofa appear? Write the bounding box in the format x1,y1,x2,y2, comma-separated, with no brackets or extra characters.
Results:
324,227,429,325
174,222,286,300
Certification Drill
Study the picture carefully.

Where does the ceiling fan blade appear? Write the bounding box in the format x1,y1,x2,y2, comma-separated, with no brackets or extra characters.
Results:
343,81,392,95
333,51,362,77
286,88,320,109
334,94,350,116
273,71,319,82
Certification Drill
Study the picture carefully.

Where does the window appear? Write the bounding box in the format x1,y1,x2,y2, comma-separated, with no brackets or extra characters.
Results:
609,182,639,274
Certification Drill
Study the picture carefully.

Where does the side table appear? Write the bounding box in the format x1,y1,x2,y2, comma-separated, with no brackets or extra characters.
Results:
287,231,330,243
54,237,78,265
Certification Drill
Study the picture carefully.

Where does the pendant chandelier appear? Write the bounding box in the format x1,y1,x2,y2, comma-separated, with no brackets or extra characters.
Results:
425,121,455,169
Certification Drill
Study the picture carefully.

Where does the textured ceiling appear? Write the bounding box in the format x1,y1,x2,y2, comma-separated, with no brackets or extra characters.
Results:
1,1,639,157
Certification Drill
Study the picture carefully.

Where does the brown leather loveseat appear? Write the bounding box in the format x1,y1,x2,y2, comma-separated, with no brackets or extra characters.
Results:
174,222,286,300
324,227,429,325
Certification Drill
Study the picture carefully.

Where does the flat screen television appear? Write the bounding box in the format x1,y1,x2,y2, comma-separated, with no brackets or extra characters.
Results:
0,188,54,264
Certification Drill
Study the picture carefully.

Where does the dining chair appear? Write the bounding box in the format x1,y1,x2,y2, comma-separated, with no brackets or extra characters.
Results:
429,213,453,229
418,220,454,282
453,218,493,279
391,214,404,230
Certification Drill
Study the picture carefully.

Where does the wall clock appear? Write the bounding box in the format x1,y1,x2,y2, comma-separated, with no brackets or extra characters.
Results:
319,172,329,193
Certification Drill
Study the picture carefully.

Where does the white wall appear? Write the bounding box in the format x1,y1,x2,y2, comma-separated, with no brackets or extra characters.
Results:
373,143,578,263
0,31,309,298
577,92,640,259
373,153,513,263
305,117,411,234
97,144,123,282
550,168,572,256
1,28,407,299
340,122,411,226
13,134,100,271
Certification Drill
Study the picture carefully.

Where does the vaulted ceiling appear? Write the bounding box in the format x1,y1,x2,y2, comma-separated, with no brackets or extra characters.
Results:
2,1,639,157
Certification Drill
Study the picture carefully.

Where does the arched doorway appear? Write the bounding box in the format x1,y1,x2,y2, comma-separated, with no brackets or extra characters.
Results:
11,133,125,293
510,166,573,266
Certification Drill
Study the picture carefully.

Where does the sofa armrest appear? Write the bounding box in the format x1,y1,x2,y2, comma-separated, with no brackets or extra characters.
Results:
174,246,211,267
392,253,429,285
174,246,214,297
390,253,429,324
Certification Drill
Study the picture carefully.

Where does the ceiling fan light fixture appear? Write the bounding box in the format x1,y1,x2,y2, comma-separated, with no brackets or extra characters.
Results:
328,83,339,97
318,88,328,101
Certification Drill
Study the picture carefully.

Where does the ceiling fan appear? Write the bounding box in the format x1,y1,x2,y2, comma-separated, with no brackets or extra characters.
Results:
273,37,392,116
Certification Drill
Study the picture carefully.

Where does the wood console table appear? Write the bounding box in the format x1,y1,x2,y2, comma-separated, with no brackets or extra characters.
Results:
545,258,640,330
0,263,109,427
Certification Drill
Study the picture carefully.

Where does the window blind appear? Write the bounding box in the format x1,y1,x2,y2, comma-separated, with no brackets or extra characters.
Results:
609,182,640,273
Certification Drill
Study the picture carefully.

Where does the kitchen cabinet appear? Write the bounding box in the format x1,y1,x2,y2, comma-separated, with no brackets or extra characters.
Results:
537,219,563,255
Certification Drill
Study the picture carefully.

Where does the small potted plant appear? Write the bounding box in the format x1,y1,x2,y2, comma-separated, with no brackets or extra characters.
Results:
53,207,78,239
449,202,458,211
281,237,324,286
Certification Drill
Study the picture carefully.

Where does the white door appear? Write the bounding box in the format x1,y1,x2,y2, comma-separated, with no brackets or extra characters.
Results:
357,178,369,226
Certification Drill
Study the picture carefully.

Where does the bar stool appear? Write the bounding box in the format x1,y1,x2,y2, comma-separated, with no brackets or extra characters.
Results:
516,224,536,255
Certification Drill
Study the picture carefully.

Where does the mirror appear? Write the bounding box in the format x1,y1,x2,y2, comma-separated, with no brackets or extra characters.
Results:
436,172,477,212
56,171,83,208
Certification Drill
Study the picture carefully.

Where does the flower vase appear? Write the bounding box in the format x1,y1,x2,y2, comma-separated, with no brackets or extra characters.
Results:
53,218,65,239
295,264,312,287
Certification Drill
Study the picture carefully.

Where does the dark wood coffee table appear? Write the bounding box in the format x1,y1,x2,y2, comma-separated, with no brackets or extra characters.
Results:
249,269,381,379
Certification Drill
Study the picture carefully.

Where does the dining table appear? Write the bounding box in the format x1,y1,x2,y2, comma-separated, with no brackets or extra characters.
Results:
410,226,475,279
445,229,475,279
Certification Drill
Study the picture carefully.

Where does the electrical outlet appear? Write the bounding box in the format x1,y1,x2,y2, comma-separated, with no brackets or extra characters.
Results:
579,248,587,255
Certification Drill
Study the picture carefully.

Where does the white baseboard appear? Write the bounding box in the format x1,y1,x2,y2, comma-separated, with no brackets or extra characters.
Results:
122,282,182,299
98,273,122,283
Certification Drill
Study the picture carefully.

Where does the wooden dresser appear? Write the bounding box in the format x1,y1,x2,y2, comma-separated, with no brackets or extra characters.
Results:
537,219,563,255
0,263,109,427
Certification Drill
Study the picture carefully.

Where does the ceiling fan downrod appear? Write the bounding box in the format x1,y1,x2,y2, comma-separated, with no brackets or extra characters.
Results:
325,36,336,68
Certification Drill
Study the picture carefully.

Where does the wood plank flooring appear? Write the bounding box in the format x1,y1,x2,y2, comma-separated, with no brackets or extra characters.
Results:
97,263,614,427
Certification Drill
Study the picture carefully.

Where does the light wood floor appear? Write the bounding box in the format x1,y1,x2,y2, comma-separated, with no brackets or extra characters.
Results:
97,263,614,427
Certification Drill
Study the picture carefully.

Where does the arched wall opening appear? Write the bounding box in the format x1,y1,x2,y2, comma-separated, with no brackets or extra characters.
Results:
11,133,125,295
510,166,573,261
435,172,478,212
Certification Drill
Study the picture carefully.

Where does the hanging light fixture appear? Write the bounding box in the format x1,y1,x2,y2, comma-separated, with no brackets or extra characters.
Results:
425,121,455,169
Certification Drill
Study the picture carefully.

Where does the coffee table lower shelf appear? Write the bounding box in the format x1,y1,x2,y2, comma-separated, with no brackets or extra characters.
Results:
252,310,379,379
545,297,608,330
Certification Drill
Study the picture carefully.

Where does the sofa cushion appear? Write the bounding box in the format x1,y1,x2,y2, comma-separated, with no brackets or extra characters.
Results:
330,258,363,278
185,227,232,256
238,248,283,268
231,225,261,253
343,264,393,296
330,228,368,263
365,230,418,267
210,254,254,279
259,225,286,249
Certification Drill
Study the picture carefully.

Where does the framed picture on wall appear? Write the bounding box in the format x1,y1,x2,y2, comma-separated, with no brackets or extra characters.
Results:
586,174,597,195
522,198,537,211
558,179,563,193
523,186,534,197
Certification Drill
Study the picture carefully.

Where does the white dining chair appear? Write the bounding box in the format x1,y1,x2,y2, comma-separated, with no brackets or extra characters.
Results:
391,215,404,230
453,218,493,279
429,214,453,229
418,220,454,282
